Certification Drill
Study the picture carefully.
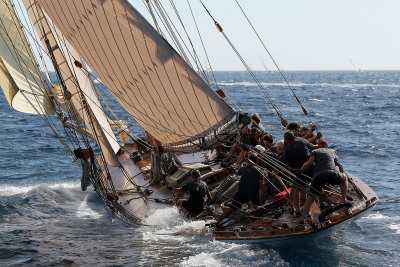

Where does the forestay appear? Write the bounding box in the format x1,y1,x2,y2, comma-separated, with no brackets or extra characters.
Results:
37,0,236,148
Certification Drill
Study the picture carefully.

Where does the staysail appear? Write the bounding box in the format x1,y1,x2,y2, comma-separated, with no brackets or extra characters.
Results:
0,0,55,114
24,0,120,165
37,0,236,148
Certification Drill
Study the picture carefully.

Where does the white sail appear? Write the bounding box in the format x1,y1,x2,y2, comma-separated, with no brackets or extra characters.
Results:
43,10,121,155
0,0,55,114
37,0,236,147
24,0,120,164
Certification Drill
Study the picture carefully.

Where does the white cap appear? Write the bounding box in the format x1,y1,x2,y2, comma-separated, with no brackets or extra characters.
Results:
255,145,266,153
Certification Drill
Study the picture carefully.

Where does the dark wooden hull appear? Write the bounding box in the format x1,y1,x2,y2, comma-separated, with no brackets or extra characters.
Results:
213,173,378,242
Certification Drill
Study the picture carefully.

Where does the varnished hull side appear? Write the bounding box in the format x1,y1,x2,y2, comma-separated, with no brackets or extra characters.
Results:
213,173,378,243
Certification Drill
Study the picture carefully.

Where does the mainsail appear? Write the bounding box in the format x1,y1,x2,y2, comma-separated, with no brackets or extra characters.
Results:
37,0,236,147
0,0,55,114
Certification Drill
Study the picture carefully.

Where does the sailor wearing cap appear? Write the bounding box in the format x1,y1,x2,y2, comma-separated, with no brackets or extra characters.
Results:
300,139,350,221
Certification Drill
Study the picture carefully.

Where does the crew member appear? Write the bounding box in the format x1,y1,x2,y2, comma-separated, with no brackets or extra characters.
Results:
300,139,350,221
216,154,266,225
173,170,211,216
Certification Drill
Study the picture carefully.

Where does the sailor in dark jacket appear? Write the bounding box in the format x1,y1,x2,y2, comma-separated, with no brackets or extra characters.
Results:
173,170,211,216
215,154,267,225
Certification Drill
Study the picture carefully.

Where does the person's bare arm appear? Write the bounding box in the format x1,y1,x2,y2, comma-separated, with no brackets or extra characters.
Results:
334,157,345,173
300,156,315,173
303,124,317,139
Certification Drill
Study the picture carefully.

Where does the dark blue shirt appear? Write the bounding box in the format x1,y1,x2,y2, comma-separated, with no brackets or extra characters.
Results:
236,164,263,202
282,138,313,169
181,180,208,208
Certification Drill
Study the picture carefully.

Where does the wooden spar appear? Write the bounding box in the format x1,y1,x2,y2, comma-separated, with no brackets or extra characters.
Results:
64,121,94,139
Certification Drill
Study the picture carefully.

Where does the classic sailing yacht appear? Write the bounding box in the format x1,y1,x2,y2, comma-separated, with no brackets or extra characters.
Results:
0,0,377,242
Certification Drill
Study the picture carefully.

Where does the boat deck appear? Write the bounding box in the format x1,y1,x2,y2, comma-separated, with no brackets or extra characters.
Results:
100,144,378,241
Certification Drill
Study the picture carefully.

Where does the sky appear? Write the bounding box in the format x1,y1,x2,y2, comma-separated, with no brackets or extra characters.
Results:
131,0,400,71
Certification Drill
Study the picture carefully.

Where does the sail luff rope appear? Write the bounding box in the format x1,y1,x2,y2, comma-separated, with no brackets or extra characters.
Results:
140,0,221,132
127,1,209,137
143,0,209,86
167,0,211,84
118,0,211,139
151,0,220,125
145,0,162,34
150,0,193,69
152,0,218,85
186,0,241,111
148,0,237,130
234,0,315,125
199,0,287,125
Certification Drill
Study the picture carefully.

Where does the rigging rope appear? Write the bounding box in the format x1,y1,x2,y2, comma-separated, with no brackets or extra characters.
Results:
199,1,288,127
234,0,315,125
186,0,240,111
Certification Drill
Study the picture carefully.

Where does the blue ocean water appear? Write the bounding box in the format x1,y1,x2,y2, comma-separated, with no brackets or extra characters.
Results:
0,71,399,266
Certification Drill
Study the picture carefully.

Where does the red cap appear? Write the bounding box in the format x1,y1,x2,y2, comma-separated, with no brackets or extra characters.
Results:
318,139,328,147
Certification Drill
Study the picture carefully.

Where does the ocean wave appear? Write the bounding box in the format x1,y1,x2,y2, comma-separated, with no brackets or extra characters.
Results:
180,242,287,267
0,182,80,197
388,223,400,234
76,195,105,219
362,211,393,220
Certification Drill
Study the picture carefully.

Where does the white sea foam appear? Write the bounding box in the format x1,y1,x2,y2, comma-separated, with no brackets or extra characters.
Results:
362,211,391,220
361,212,400,234
143,207,183,228
76,195,103,219
179,241,280,267
388,223,400,234
141,207,215,239
0,181,80,197
0,185,35,196
180,252,223,267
